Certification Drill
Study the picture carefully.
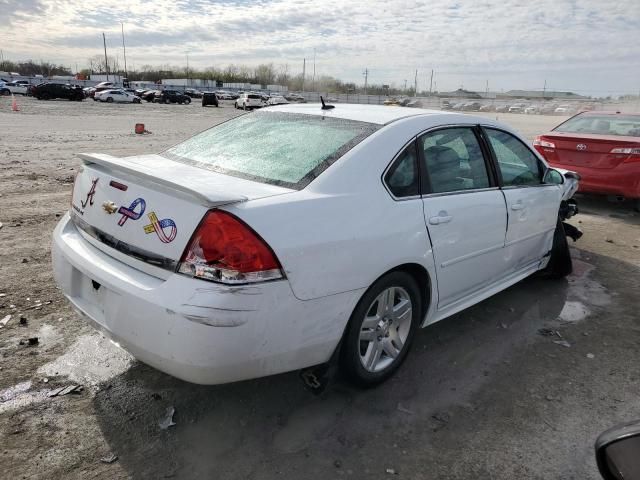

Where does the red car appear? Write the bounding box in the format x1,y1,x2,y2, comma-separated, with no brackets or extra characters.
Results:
534,112,640,210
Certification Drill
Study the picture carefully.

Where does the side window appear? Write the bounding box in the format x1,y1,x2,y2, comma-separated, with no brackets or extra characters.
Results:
384,143,420,198
419,127,490,194
484,128,542,186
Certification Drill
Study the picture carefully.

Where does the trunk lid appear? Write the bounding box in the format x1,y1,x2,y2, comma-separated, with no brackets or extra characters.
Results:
70,153,293,270
542,132,640,169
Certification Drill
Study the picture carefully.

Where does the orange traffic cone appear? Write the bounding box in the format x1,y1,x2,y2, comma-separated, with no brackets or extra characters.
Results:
11,94,19,112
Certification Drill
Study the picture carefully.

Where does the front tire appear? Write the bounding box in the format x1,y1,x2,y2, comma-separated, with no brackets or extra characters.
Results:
542,218,572,278
340,271,421,387
106,97,114,103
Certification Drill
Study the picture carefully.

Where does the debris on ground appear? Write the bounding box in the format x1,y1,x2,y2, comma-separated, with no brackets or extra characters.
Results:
553,339,571,348
334,460,342,468
0,293,5,297
386,468,398,475
100,454,118,464
0,222,3,230
27,337,39,346
538,328,556,337
19,316,27,325
159,406,176,430
397,403,415,415
0,314,11,328
587,353,595,359
48,385,83,397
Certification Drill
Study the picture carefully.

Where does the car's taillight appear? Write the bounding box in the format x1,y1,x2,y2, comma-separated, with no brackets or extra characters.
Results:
177,210,284,284
533,137,556,149
611,147,640,163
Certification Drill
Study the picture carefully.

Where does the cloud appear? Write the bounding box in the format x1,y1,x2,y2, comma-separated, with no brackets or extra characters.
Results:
0,0,638,94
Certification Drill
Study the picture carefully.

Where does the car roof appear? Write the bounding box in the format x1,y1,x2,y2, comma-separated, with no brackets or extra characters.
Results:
263,103,465,125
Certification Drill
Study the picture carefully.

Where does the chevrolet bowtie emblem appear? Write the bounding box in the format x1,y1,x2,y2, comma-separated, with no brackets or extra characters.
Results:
102,201,118,214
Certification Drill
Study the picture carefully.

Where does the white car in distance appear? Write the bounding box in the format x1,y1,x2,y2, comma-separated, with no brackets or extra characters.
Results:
95,89,141,103
235,93,263,110
52,105,579,387
0,81,29,95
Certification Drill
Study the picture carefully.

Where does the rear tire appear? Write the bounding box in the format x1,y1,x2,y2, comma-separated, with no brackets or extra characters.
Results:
635,199,640,213
184,98,191,104
340,271,421,387
542,218,573,278
106,97,114,103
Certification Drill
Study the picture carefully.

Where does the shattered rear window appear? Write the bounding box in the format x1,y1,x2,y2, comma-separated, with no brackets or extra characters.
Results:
162,111,379,189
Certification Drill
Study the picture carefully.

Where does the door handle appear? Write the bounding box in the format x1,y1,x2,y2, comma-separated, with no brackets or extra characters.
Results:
511,201,524,211
429,212,453,225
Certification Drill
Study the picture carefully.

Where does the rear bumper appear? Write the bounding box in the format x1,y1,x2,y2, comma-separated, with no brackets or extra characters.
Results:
52,213,361,384
549,162,640,199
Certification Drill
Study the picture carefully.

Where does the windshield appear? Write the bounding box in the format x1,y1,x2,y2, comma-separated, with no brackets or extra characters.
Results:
554,114,640,137
163,112,379,188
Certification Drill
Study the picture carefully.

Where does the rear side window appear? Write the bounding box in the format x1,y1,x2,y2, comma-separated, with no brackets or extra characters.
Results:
419,127,490,194
163,112,379,189
484,128,542,187
248,94,261,99
384,144,419,198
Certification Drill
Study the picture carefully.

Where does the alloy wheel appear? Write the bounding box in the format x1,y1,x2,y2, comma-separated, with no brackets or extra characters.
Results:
358,286,412,372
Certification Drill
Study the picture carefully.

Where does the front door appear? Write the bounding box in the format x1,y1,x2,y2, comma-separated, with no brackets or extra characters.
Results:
419,127,508,309
482,128,562,272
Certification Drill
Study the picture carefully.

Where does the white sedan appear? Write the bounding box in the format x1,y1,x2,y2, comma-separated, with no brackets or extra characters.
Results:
95,89,141,103
0,81,29,95
52,104,579,386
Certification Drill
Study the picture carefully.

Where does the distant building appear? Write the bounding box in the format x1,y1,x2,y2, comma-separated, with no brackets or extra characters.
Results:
501,90,589,100
439,88,482,99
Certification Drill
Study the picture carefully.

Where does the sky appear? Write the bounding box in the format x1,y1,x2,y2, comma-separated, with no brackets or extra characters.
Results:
0,0,639,95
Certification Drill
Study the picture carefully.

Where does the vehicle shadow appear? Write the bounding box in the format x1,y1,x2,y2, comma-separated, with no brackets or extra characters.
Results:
575,193,639,226
92,274,570,479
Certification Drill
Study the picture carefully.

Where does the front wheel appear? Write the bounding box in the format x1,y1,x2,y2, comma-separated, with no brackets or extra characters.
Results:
340,271,421,387
184,98,191,104
541,218,573,278
106,97,114,103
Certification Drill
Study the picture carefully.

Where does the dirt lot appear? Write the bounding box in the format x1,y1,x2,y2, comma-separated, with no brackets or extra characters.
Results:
1,97,639,480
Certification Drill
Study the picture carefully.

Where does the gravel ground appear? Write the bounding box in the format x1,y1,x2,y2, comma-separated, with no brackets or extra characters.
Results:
0,96,639,480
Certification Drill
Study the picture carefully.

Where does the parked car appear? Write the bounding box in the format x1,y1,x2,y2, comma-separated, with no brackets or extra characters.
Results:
88,86,117,100
184,88,203,99
284,93,305,103
32,83,84,101
95,89,141,103
142,90,159,102
508,103,527,113
201,92,219,107
462,102,482,111
265,95,289,106
540,103,560,115
153,90,191,104
496,104,510,113
479,104,495,112
440,101,453,110
451,102,465,110
0,81,29,95
524,106,540,115
235,93,263,110
554,105,574,114
54,105,579,387
534,111,640,211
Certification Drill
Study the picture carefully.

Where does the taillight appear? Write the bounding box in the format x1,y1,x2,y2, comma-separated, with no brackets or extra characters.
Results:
611,147,640,163
533,137,556,149
177,210,284,284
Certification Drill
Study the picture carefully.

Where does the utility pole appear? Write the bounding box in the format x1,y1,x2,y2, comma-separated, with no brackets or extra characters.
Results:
542,79,547,99
121,22,128,79
363,68,369,95
429,69,434,96
486,79,489,95
312,48,316,92
403,79,407,92
414,69,418,97
302,58,306,92
103,32,109,81
186,53,189,86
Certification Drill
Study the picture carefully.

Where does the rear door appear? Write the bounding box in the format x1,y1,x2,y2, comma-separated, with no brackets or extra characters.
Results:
419,126,508,309
482,127,561,272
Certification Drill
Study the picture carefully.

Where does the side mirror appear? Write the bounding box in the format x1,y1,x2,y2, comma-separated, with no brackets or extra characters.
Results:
595,420,640,479
544,168,564,185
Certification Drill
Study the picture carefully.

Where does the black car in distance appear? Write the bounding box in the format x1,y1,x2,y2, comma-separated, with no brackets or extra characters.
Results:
32,83,84,101
153,90,191,104
201,92,219,107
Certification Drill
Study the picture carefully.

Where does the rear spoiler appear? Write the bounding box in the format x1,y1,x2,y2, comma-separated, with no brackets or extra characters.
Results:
78,153,248,208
